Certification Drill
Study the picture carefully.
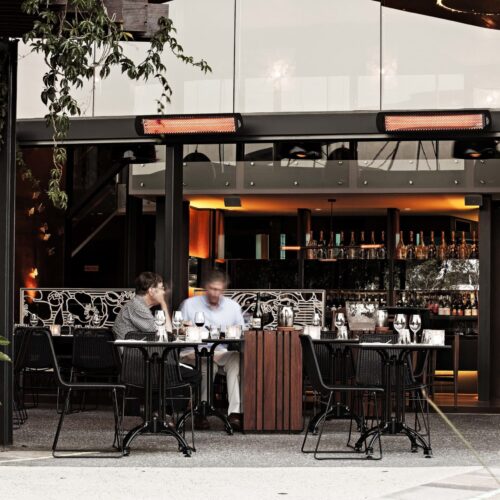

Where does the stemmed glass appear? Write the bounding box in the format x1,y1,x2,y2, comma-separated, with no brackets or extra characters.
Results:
92,312,100,327
155,310,166,341
334,312,347,339
393,314,407,343
66,313,75,334
409,314,422,344
172,310,183,340
194,312,205,328
29,313,38,327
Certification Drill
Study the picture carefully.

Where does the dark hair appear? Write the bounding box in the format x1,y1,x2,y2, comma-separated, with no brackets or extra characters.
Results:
203,269,229,288
135,272,165,295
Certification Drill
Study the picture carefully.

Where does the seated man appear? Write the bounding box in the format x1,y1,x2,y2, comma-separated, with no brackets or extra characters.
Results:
180,270,244,430
113,271,198,382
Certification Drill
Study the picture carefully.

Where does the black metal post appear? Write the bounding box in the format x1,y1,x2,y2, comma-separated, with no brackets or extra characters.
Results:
0,39,17,446
386,208,400,307
162,145,184,310
297,209,311,289
125,191,142,287
155,196,165,278
490,201,500,403
179,200,190,305
63,146,74,285
478,196,492,402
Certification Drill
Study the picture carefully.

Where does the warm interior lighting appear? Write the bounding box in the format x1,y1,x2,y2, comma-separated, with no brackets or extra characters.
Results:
360,244,383,249
453,139,498,159
28,267,38,279
136,114,242,136
281,245,301,251
378,111,490,133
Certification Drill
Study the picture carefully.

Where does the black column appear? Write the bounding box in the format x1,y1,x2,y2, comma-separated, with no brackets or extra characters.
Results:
490,200,500,404
297,209,311,289
161,144,184,310
386,208,400,307
179,200,190,305
478,195,493,402
124,193,142,287
0,40,17,446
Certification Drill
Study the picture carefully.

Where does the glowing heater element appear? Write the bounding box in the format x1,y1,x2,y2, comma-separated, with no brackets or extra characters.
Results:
136,114,242,136
378,111,490,133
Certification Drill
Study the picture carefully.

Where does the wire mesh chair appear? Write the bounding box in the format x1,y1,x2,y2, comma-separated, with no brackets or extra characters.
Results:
300,334,384,460
71,328,122,411
24,329,125,457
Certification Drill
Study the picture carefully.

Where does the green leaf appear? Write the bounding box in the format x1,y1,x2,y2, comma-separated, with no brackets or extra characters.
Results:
0,351,11,363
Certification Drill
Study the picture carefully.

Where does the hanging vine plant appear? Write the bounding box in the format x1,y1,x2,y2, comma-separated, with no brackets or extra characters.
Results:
15,0,211,209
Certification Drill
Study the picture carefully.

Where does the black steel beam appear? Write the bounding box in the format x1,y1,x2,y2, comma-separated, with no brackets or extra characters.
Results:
0,39,17,446
478,195,492,401
161,145,184,310
18,110,500,145
386,208,400,307
125,192,142,287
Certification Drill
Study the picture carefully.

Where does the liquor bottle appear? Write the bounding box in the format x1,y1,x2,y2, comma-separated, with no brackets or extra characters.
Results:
395,231,407,260
463,294,470,316
347,231,357,260
471,292,478,316
458,231,469,260
443,295,451,316
469,231,479,259
437,231,447,260
317,230,326,259
327,231,335,259
367,231,378,260
406,231,416,260
306,230,316,260
337,231,346,259
451,295,458,316
416,231,428,260
358,231,366,259
378,230,387,259
447,230,458,259
251,292,263,330
427,231,437,259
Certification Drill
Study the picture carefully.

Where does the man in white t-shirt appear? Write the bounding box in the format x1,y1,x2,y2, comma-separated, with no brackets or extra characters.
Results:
180,270,244,430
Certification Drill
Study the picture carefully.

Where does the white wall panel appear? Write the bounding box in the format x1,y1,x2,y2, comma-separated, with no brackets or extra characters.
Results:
235,0,381,112
93,0,235,116
382,8,500,109
17,42,93,119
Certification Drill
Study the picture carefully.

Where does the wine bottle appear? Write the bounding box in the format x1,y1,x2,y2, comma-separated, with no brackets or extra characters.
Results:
337,231,346,259
406,231,416,260
327,231,335,259
458,231,468,260
416,230,428,260
252,292,263,330
443,295,451,316
469,230,479,259
378,230,387,259
358,231,366,259
437,231,447,260
306,230,316,260
366,231,377,260
347,231,357,260
318,230,326,259
471,292,478,316
427,231,437,259
447,230,458,259
395,231,407,259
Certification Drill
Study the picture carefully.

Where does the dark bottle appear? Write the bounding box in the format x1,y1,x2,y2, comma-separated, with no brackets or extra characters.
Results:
458,231,468,260
447,230,458,259
252,292,263,330
427,231,437,259
317,230,326,259
437,231,447,260
451,295,458,316
306,230,316,260
378,230,387,259
367,231,378,260
358,231,366,259
416,231,428,260
469,230,479,259
406,231,416,260
471,292,478,316
327,231,335,259
337,231,346,259
347,231,357,260
395,231,407,260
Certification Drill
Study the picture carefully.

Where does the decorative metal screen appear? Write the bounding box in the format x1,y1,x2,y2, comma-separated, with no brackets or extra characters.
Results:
21,288,325,329
20,288,134,328
195,289,325,328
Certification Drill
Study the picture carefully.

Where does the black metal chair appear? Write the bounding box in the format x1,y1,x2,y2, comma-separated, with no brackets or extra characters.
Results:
121,332,200,449
24,328,125,458
13,326,54,411
70,328,122,410
300,334,384,460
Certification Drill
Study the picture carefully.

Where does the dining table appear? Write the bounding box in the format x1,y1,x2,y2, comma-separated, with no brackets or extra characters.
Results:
352,342,450,458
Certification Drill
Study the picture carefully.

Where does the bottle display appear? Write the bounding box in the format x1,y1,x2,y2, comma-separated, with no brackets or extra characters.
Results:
427,231,437,259
252,292,263,330
406,231,416,260
395,231,407,260
347,231,357,260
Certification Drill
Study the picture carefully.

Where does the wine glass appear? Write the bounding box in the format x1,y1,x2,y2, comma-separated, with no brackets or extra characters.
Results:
393,313,407,341
334,312,346,338
409,314,422,344
154,310,166,341
29,313,38,327
66,313,75,334
92,312,100,327
312,312,321,327
172,310,183,340
194,312,205,328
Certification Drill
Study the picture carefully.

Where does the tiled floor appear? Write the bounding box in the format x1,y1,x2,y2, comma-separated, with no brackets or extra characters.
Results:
2,408,500,499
